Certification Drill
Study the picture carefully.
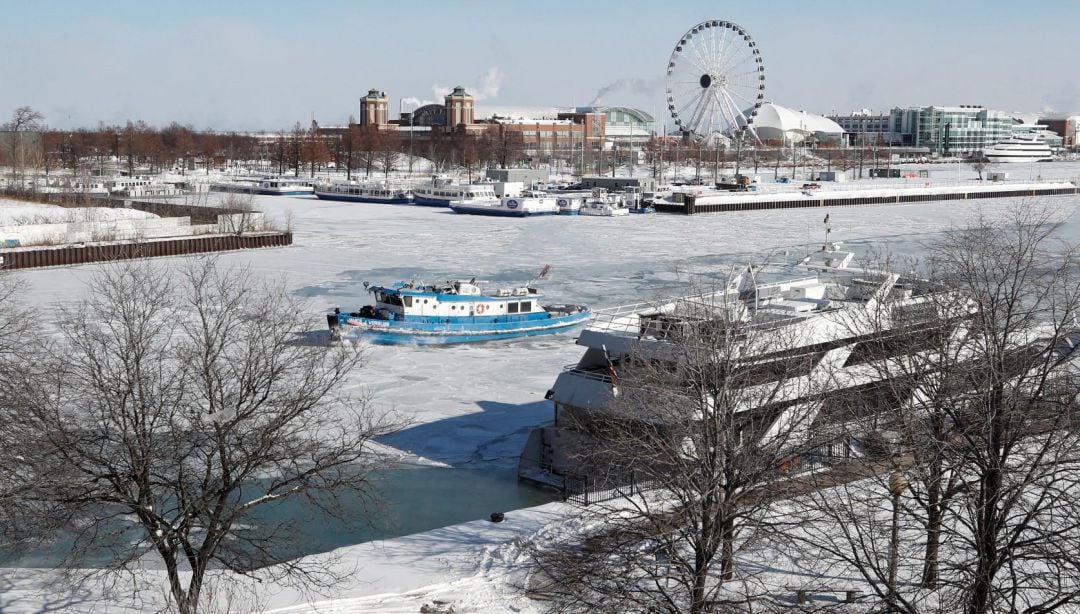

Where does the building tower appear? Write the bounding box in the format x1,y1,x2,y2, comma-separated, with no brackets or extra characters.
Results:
444,86,474,129
359,89,389,128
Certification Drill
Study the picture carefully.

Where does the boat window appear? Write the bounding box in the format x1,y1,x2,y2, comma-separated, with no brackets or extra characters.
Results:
520,301,532,312
377,292,403,307
507,302,520,314
403,296,413,307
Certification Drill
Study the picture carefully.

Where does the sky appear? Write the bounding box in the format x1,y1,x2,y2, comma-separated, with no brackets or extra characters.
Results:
1,0,1078,131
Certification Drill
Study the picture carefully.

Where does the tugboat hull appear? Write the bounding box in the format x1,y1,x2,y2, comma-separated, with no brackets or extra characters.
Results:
329,310,590,345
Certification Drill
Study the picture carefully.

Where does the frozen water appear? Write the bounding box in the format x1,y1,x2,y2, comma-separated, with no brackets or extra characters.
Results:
3,164,1079,611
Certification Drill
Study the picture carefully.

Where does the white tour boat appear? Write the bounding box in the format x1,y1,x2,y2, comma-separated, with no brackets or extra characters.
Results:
555,196,583,215
412,176,499,207
314,179,413,204
210,177,315,196
983,136,1053,164
450,188,559,217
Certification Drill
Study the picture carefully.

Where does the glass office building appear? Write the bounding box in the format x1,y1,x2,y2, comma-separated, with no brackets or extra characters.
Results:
890,105,1015,156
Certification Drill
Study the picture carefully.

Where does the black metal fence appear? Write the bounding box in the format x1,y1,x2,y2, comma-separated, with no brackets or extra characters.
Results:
563,470,661,506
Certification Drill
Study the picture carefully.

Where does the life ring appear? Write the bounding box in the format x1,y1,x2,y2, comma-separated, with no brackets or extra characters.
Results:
475,304,487,314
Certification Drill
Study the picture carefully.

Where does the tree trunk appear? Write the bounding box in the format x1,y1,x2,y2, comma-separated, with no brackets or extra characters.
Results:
163,554,195,614
968,392,1006,614
922,477,942,588
721,515,735,582
691,553,709,614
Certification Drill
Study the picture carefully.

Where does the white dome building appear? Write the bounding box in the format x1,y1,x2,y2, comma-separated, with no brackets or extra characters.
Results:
740,102,844,145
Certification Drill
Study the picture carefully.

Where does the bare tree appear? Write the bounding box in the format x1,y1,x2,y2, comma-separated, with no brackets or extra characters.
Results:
377,130,401,178
795,207,1080,613
968,155,988,180
531,276,828,613
218,191,260,236
0,258,394,614
356,127,380,178
4,106,45,190
805,249,971,595
930,208,1080,614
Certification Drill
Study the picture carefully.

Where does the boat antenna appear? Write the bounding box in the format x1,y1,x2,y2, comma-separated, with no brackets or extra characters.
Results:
823,213,832,251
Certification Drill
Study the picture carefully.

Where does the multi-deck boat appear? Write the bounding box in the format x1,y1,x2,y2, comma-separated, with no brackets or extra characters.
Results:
580,188,630,216
327,269,589,344
314,179,413,204
210,177,315,196
450,189,559,217
983,136,1053,164
412,176,499,207
518,244,959,488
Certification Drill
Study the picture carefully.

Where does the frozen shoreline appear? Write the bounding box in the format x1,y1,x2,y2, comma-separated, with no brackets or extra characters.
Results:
2,161,1080,611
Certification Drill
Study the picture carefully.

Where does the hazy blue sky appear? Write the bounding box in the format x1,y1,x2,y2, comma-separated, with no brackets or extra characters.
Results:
2,0,1077,130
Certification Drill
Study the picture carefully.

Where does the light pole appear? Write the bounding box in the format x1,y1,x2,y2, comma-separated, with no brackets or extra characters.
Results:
887,470,909,605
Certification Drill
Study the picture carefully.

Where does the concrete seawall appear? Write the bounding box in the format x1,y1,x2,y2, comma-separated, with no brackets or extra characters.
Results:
655,182,1079,214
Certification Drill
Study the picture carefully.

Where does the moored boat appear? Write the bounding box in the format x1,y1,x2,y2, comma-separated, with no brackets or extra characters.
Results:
580,188,630,217
555,196,582,215
314,179,413,204
983,136,1053,164
450,189,559,217
412,176,499,207
327,268,590,344
210,177,315,196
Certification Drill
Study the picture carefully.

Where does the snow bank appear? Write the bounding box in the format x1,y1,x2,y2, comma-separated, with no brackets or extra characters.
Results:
0,200,159,226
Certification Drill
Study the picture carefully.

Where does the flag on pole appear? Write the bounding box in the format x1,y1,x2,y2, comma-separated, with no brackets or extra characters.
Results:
601,344,621,392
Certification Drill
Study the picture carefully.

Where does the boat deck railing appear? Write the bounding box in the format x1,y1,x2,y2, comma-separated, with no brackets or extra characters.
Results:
561,364,615,383
587,294,842,340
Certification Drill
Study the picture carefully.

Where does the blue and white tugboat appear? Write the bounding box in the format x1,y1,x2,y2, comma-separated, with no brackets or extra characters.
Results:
327,266,590,344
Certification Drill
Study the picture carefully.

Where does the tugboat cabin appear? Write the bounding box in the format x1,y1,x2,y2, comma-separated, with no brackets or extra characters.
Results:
353,281,547,324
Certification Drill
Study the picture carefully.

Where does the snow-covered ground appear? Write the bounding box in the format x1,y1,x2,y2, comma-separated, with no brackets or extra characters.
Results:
0,198,159,225
2,162,1080,611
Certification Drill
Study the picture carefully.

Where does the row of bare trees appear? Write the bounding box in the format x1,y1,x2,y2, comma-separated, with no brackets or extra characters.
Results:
531,206,1080,613
0,258,394,614
636,136,893,183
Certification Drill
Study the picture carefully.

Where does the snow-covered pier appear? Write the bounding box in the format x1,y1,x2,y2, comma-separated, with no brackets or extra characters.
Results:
656,181,1079,214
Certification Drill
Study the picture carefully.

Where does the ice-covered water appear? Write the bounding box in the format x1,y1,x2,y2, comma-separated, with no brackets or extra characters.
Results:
10,164,1080,559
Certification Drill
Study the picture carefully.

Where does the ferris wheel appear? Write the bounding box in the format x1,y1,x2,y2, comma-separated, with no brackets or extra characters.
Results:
665,20,765,144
